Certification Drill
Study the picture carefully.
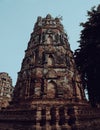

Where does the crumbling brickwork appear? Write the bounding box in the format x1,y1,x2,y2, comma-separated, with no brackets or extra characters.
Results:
0,14,100,130
0,72,13,109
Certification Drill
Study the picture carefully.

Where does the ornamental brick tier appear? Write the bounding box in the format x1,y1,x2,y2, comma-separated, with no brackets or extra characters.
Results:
0,14,100,130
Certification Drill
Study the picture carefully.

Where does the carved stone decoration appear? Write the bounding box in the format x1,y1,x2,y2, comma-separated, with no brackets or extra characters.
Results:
0,14,100,130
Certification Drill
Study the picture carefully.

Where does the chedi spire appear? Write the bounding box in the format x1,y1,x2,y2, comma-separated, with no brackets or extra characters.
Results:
12,14,85,105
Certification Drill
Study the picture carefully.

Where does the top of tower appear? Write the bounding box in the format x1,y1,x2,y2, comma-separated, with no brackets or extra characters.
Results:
46,14,52,19
0,72,13,85
34,14,64,32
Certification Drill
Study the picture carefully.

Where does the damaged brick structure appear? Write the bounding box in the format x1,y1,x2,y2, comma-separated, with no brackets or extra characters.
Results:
0,14,100,130
0,72,13,109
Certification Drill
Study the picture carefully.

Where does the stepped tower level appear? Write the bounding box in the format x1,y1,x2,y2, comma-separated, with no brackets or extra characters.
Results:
13,14,85,105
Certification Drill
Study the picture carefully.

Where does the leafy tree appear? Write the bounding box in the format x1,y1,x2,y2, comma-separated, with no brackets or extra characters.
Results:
74,5,100,107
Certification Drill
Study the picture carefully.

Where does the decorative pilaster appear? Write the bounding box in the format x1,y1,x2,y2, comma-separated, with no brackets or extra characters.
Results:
36,107,42,130
64,106,71,129
55,107,60,129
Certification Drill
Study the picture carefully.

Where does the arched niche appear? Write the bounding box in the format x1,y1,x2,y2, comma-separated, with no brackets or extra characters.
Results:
47,81,56,98
34,82,41,97
47,35,53,44
47,54,54,66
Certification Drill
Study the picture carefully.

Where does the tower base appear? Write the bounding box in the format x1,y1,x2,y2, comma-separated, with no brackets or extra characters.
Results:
0,100,100,130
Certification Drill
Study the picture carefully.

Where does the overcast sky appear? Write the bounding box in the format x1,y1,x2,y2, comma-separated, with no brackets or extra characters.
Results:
0,0,100,85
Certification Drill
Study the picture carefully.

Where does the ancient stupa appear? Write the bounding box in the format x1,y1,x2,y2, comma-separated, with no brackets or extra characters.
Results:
0,14,100,130
13,14,85,105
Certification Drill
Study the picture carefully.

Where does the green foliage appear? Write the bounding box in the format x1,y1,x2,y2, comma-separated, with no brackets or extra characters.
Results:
74,5,100,107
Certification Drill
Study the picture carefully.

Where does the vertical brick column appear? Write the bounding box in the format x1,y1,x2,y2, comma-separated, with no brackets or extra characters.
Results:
64,106,71,129
55,107,60,129
40,107,46,129
46,106,51,130
46,106,51,120
36,107,42,130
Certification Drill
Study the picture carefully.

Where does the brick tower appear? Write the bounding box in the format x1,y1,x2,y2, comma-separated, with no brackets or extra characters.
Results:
0,14,100,130
0,72,13,109
12,14,85,106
